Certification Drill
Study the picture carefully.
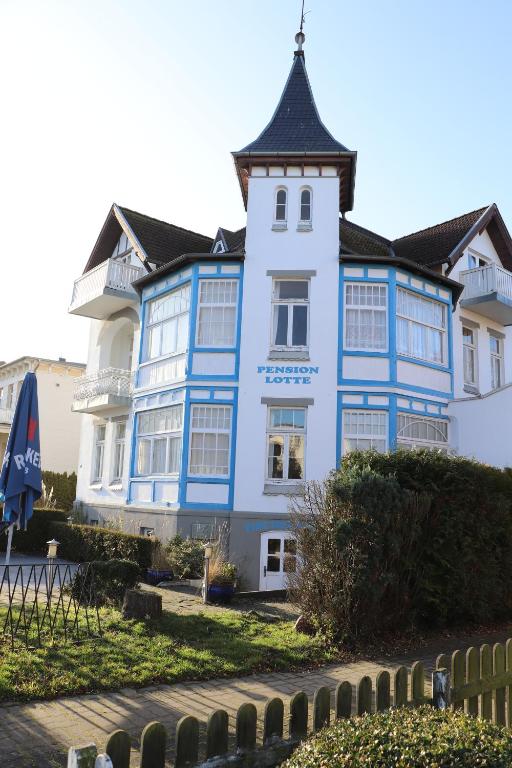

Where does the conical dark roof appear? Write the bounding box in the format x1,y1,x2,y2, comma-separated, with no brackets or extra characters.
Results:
238,53,349,154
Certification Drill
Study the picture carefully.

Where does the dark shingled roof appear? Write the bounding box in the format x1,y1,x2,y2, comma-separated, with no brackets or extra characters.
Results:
120,207,213,265
340,219,392,257
392,207,488,267
238,54,349,154
220,227,246,253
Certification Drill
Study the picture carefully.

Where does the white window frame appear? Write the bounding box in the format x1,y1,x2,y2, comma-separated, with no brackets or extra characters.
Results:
188,404,232,478
273,187,288,229
298,186,312,229
195,279,238,348
396,287,447,365
135,405,183,477
111,420,127,484
144,283,191,362
266,407,307,483
462,326,478,388
6,384,14,409
396,413,449,451
468,249,490,269
490,333,504,390
212,241,225,254
344,282,388,352
270,279,310,351
342,410,388,454
91,424,106,484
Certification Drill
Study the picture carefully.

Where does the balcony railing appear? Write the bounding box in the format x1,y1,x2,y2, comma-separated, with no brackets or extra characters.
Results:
459,263,512,302
73,368,133,402
69,258,144,318
0,407,14,425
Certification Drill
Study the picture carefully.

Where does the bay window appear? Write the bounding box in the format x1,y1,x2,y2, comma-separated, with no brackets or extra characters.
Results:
136,405,183,476
396,288,446,365
189,405,232,476
490,334,504,389
343,410,387,453
145,284,190,361
267,407,306,481
396,413,448,451
271,280,309,350
196,279,238,347
344,283,387,351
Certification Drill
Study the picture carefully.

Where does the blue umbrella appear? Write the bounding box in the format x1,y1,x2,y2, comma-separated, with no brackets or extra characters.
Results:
0,372,42,562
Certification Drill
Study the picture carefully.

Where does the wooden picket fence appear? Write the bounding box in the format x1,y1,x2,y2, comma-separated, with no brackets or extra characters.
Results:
69,638,512,768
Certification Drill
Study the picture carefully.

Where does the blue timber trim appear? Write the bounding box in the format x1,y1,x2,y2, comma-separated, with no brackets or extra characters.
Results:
335,390,343,469
338,263,454,398
179,386,237,511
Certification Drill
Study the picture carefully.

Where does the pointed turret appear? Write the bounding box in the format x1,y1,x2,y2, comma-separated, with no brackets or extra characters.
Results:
233,32,357,212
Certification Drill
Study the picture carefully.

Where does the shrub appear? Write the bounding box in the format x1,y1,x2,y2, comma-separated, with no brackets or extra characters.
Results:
72,559,140,606
290,450,512,640
51,522,159,569
285,706,512,767
0,508,69,554
209,562,237,587
35,471,77,511
165,535,204,579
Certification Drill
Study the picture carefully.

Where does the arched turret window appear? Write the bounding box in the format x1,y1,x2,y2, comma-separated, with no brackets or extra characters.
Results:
299,187,312,224
274,188,287,224
396,414,449,451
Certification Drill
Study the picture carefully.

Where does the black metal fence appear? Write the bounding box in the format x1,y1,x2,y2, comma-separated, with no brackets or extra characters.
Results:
0,561,101,648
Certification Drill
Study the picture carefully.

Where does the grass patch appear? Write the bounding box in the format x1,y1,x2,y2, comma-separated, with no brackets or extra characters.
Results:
0,606,334,702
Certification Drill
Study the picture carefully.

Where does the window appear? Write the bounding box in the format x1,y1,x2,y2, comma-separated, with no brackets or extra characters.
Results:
267,407,306,482
212,241,225,254
397,414,448,451
344,283,387,351
396,288,446,365
111,421,127,483
299,188,312,225
462,327,478,388
6,384,14,409
274,188,287,225
92,424,106,483
271,280,309,349
112,232,132,262
196,280,238,347
189,405,232,476
145,284,190,361
490,334,504,389
136,405,183,476
343,410,387,453
468,251,488,269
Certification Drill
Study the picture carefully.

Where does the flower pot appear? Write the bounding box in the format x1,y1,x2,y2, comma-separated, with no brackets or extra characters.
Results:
146,568,173,586
207,584,235,604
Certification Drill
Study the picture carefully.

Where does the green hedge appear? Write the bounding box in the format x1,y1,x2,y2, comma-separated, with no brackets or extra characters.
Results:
292,450,512,640
51,522,159,569
285,706,512,767
0,508,69,554
71,559,140,606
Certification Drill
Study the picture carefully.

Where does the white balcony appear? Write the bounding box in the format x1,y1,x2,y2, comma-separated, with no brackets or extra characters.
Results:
0,407,13,428
69,258,144,320
72,368,133,414
459,263,512,325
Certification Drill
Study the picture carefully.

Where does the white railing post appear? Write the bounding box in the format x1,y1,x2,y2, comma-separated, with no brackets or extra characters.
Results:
70,258,143,311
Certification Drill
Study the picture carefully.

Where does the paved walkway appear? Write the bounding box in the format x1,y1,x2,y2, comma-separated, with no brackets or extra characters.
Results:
2,626,512,767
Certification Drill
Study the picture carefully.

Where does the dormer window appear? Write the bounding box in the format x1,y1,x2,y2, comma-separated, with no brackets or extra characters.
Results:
213,241,225,254
273,188,288,230
298,188,312,230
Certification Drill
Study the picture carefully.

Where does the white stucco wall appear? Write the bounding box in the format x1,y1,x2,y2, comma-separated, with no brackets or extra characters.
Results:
449,384,512,468
234,171,340,513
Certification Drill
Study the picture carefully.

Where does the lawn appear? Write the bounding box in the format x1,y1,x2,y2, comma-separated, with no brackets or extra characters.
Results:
0,606,334,702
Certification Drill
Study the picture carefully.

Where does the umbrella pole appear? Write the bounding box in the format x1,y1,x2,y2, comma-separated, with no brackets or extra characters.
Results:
5,524,13,566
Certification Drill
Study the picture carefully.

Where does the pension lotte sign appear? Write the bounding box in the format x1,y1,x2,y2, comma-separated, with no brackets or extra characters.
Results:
257,365,319,384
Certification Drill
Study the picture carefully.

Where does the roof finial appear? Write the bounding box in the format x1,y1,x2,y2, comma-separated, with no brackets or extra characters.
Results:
294,0,308,55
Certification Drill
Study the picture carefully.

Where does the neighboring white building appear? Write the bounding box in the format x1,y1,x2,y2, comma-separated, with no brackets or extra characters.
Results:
69,33,512,590
0,356,86,474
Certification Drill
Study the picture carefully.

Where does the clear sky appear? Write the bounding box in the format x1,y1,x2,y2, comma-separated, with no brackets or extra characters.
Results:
1,0,511,365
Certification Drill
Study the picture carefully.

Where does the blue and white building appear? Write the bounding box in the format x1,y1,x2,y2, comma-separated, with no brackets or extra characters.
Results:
69,33,512,589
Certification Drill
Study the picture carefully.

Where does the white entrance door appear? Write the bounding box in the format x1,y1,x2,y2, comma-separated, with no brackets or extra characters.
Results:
259,531,297,590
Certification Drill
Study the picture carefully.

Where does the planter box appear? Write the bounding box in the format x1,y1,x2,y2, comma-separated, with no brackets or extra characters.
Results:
208,584,235,604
